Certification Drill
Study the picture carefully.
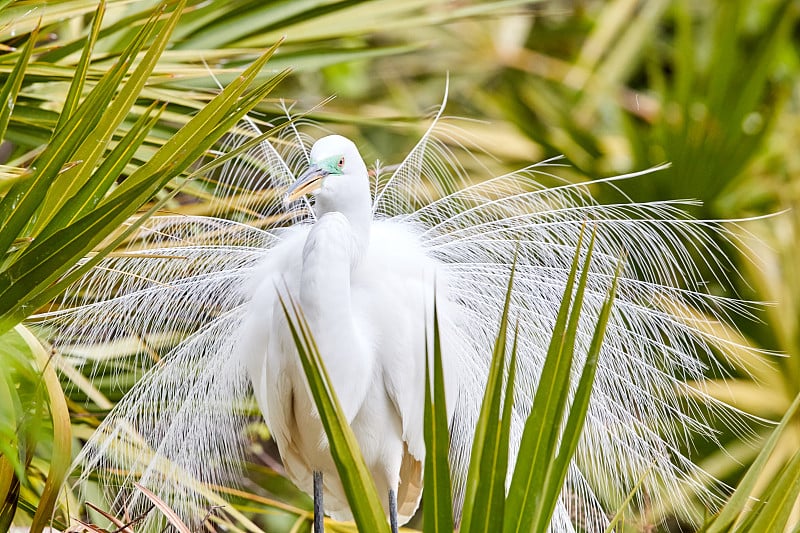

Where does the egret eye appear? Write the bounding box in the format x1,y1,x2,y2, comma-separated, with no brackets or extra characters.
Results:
338,157,345,168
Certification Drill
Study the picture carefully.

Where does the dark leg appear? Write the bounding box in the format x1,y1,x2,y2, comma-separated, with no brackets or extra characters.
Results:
313,470,324,533
388,488,398,533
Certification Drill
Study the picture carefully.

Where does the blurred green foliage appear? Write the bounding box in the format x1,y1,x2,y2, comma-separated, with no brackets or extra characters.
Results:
1,0,799,531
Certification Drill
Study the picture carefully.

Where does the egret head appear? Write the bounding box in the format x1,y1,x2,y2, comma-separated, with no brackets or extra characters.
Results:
286,135,370,214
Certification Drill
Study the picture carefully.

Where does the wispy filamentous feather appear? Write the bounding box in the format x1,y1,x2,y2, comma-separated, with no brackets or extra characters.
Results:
35,98,759,531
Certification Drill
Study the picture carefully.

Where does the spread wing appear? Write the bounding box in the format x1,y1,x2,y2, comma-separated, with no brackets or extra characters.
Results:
33,215,277,528
403,162,753,529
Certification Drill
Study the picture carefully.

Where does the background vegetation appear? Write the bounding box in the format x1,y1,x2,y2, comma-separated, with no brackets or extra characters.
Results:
1,0,799,531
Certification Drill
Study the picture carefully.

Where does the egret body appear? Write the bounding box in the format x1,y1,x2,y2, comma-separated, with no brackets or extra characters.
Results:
239,135,463,528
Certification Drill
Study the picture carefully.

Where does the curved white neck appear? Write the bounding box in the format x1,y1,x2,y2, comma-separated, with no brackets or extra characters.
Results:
300,213,358,317
298,212,373,421
313,172,372,255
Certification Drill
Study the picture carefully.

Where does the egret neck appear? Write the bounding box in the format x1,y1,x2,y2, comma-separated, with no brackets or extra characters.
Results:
296,136,374,422
313,174,372,258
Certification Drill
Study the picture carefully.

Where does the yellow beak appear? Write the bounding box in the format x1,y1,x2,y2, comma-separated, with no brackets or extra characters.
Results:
285,165,327,203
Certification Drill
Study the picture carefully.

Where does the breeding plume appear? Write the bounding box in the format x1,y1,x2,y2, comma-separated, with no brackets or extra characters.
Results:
41,103,751,532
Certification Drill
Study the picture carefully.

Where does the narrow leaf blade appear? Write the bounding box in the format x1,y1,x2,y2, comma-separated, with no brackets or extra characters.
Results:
423,296,454,533
279,294,391,533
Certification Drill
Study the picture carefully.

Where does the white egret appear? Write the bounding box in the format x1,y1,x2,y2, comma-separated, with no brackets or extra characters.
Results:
40,104,754,532
241,134,464,529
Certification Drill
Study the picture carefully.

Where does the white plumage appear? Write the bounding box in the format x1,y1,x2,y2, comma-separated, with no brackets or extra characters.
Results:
38,104,754,532
240,137,464,522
